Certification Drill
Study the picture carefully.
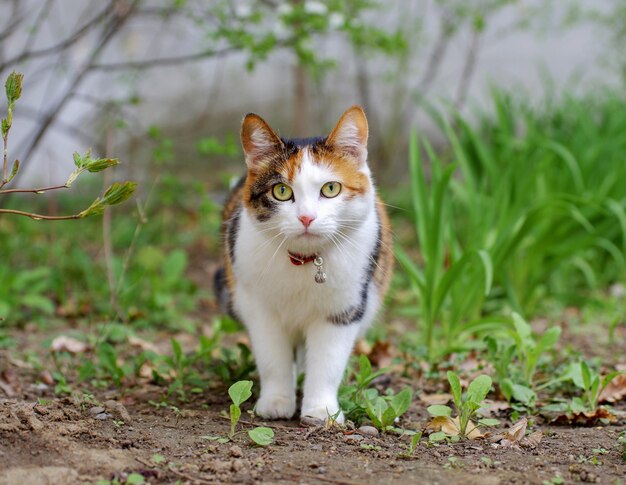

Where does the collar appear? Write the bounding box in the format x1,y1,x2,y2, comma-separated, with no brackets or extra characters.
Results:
288,250,318,266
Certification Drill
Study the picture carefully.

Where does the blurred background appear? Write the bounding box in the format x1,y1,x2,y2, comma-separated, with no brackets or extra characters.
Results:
0,0,625,372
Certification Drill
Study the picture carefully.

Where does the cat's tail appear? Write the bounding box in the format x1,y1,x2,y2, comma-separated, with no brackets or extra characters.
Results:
213,266,230,315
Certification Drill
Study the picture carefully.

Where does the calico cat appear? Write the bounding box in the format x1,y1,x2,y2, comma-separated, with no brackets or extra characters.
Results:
215,106,392,423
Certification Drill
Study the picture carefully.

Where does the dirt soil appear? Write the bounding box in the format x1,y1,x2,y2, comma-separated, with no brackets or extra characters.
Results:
1,373,625,485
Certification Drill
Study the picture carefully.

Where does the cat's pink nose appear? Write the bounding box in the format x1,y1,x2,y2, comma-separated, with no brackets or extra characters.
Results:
298,215,315,228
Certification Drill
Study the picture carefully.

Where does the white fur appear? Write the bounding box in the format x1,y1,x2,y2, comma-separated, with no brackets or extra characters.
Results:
232,150,381,422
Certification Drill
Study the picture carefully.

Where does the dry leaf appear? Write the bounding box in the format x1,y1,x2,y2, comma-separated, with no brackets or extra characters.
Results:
0,369,18,397
426,416,485,440
481,400,511,417
420,393,452,406
598,374,626,403
353,339,371,356
552,407,617,426
128,335,159,353
426,415,459,435
521,430,543,448
500,418,527,447
369,341,393,368
51,336,88,354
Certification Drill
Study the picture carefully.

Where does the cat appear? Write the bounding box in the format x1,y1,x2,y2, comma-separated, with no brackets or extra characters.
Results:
214,106,393,423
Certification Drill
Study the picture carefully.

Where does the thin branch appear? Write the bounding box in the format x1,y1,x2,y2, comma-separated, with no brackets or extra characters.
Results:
0,1,114,72
89,46,241,71
0,208,80,220
454,28,482,110
14,3,136,186
0,184,68,195
0,4,26,43
20,0,55,54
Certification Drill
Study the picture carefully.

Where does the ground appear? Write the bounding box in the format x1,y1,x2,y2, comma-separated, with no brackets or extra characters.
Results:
1,363,624,485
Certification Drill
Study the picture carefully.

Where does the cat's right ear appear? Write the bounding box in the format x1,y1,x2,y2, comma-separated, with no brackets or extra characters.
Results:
241,114,283,169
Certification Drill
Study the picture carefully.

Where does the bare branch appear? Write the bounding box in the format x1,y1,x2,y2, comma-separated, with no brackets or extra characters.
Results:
0,1,115,72
15,3,137,185
0,184,69,195
0,5,27,43
89,46,243,71
455,28,482,110
0,208,81,220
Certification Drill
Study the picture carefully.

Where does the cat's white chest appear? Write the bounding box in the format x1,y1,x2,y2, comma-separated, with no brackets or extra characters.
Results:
232,209,376,328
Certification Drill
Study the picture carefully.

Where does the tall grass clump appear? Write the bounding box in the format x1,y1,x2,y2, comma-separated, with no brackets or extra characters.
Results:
398,89,626,359
449,90,626,313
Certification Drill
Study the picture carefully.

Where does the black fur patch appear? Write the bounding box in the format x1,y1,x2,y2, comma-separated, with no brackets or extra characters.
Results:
227,208,241,263
328,219,382,326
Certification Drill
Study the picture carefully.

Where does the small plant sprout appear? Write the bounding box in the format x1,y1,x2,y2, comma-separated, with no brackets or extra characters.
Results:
229,380,253,437
364,387,413,432
618,431,626,462
567,361,623,413
427,371,498,441
227,380,274,446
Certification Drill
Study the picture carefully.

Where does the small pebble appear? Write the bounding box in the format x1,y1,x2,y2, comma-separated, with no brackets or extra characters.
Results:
89,406,105,415
357,425,379,437
344,434,364,442
229,445,243,458
301,416,324,427
94,412,111,420
231,459,244,472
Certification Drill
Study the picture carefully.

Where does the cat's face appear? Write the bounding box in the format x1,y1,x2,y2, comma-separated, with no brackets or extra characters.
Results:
240,106,374,252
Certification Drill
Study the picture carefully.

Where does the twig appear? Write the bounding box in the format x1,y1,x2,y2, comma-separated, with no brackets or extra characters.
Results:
89,46,243,71
102,122,117,312
0,184,68,195
14,2,135,186
287,472,369,485
0,1,114,72
454,28,482,110
0,208,81,220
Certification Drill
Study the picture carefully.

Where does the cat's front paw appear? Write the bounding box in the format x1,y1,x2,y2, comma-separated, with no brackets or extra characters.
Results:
301,403,345,425
255,394,296,419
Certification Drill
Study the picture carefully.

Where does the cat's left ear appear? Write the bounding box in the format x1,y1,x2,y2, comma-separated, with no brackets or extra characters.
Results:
326,105,368,165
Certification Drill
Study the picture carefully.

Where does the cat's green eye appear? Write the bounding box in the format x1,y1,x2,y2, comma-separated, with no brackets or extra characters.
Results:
272,183,293,201
321,181,342,198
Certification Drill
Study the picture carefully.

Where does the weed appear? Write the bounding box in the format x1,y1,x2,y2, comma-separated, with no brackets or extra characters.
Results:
427,371,498,441
339,355,413,431
487,312,561,407
398,432,423,458
396,132,494,361
203,380,274,446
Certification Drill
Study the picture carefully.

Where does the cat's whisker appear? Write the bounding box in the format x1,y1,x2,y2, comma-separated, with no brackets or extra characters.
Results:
256,234,288,284
334,229,383,274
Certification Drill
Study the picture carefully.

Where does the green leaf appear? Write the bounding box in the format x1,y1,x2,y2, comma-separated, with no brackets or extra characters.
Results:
228,380,253,407
581,361,592,391
477,418,500,427
1,118,8,137
6,159,19,183
21,294,55,314
230,403,241,435
390,388,412,417
429,431,447,442
536,327,561,354
512,313,532,344
151,453,166,464
248,426,274,446
125,473,145,484
507,382,536,406
5,71,24,104
427,405,452,417
85,157,119,173
447,371,463,410
466,375,492,405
